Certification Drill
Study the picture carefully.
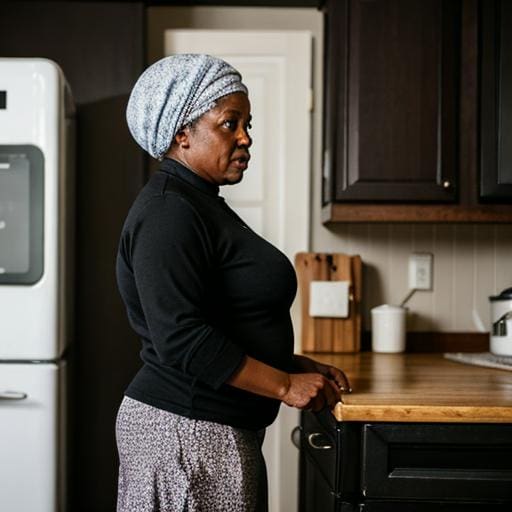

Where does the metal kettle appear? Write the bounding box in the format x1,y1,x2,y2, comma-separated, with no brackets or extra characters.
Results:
489,287,512,356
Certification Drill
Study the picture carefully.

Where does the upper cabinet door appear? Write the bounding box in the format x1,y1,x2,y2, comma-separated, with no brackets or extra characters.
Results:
323,0,461,203
480,0,512,202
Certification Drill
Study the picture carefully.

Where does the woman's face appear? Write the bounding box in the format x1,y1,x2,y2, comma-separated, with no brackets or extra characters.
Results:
172,92,252,186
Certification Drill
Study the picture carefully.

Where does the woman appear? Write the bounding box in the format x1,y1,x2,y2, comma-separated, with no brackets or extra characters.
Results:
116,54,350,512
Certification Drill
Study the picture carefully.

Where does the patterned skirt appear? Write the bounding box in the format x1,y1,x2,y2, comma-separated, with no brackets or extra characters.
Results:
116,396,268,512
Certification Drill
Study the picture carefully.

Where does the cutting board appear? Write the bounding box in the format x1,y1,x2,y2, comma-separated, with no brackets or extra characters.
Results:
295,252,362,353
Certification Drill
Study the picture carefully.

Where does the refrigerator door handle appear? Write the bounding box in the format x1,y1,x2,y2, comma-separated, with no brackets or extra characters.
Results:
0,390,28,400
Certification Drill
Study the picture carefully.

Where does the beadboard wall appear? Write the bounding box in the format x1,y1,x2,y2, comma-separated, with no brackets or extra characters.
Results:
312,223,512,334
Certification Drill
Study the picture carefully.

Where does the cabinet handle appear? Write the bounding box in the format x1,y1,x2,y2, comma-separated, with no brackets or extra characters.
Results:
291,426,301,449
307,432,333,450
0,390,28,400
442,180,451,189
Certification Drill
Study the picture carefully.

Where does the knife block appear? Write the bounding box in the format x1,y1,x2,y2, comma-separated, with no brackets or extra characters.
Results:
295,252,362,353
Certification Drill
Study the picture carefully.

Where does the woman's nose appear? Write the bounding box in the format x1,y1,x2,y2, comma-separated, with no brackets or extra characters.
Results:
237,127,252,148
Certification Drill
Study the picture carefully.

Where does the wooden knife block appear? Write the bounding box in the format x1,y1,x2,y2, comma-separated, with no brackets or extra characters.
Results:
295,252,362,353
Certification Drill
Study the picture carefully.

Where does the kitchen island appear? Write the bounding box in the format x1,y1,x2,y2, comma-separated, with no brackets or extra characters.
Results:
297,353,512,511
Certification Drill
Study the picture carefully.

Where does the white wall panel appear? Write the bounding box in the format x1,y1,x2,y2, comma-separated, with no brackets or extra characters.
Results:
389,224,413,310
495,225,512,297
366,225,392,328
432,225,456,331
453,225,474,330
474,225,495,332
315,223,512,334
410,225,435,330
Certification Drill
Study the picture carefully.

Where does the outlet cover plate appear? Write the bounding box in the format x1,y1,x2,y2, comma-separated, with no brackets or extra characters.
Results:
408,253,433,290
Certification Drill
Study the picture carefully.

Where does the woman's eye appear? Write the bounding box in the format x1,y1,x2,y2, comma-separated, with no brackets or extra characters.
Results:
223,120,237,130
222,119,252,132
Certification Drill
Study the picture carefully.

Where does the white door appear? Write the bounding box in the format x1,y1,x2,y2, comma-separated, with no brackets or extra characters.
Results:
0,363,62,512
165,30,312,512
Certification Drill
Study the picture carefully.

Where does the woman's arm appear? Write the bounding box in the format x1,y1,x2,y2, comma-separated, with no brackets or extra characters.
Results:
226,355,342,410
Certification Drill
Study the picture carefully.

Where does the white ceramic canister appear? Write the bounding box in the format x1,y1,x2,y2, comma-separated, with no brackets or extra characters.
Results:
489,287,512,356
371,304,407,353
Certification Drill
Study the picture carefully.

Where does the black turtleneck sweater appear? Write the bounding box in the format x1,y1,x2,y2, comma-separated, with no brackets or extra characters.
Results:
116,158,297,430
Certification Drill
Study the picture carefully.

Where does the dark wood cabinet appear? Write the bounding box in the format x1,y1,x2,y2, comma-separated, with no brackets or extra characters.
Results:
322,0,512,222
298,411,512,511
480,0,512,201
361,423,512,500
361,502,512,511
299,456,338,512
323,0,460,204
298,409,359,512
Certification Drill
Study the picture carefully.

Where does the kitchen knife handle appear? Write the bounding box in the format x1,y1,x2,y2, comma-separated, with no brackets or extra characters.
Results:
0,390,28,400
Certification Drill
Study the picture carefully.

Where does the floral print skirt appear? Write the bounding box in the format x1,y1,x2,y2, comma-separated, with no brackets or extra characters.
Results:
116,396,268,512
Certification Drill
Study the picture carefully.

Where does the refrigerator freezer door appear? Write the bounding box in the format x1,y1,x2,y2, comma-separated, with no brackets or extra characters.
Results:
0,363,63,512
0,59,74,360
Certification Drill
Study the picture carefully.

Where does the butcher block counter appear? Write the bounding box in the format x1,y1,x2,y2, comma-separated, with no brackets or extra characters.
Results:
297,352,512,512
311,352,512,423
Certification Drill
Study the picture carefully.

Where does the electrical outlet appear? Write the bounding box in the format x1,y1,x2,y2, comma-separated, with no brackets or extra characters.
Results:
408,253,433,290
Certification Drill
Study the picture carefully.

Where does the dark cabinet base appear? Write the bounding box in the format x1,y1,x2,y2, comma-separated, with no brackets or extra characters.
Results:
298,411,512,512
361,423,512,501
361,500,512,512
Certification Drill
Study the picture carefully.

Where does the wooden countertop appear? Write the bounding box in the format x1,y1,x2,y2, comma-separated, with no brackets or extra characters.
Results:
310,352,512,423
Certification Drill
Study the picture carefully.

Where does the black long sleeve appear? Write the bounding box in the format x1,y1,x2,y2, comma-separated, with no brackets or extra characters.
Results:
116,158,297,430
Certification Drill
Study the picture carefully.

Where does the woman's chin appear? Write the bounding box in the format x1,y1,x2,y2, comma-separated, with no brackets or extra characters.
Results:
224,168,245,185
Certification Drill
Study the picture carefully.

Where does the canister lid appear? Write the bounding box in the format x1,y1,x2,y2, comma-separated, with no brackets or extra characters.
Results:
489,287,512,302
371,304,405,313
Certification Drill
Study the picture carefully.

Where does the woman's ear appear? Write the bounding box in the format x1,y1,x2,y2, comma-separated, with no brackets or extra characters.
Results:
174,128,190,149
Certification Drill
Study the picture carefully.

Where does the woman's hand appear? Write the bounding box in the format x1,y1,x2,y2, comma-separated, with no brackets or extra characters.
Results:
293,355,352,393
226,355,350,412
281,372,342,411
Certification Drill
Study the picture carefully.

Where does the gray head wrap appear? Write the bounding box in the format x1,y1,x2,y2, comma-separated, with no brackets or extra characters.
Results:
126,54,248,159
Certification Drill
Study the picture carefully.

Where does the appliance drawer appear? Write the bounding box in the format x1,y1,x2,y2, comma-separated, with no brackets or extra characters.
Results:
361,500,512,511
361,423,512,501
0,363,63,512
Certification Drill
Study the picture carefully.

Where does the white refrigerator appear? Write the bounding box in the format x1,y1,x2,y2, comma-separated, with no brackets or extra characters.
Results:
0,59,75,512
